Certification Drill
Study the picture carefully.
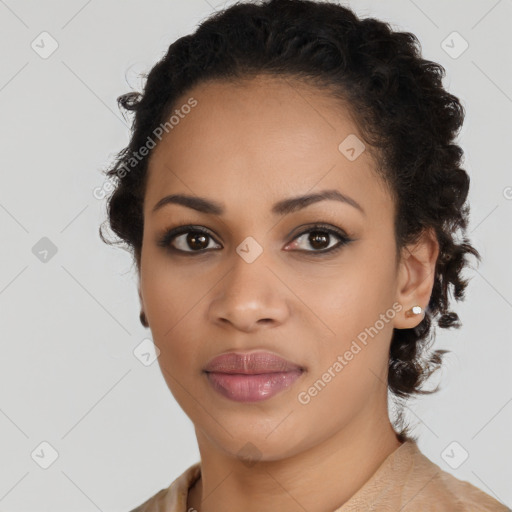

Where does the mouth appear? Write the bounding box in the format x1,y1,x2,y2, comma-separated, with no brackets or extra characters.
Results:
203,351,305,402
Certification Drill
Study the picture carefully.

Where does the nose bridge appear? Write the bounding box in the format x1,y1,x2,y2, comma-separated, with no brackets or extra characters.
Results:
208,240,288,331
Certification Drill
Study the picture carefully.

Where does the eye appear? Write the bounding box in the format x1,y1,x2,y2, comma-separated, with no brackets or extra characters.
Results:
157,223,353,255
157,226,221,253
284,224,352,255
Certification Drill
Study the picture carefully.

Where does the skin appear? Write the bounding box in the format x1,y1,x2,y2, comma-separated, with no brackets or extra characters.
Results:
137,75,439,512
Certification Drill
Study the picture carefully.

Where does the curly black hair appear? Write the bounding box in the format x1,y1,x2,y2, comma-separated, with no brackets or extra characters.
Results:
99,0,480,442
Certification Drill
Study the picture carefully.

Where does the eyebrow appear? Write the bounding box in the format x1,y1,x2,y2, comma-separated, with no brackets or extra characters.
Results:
151,189,365,216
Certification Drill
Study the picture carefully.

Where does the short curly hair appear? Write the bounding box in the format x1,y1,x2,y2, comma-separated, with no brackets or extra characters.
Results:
99,0,480,441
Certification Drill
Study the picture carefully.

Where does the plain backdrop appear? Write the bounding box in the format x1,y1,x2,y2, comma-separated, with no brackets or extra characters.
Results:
0,1,511,510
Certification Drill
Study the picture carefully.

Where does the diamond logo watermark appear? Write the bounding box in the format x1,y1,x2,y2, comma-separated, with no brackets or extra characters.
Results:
32,237,58,263
441,31,469,59
441,440,469,469
31,31,59,59
133,338,160,366
338,134,366,161
31,441,59,469
236,236,263,263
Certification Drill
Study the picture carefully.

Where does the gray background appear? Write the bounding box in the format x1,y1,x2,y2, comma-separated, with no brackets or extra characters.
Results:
0,0,511,510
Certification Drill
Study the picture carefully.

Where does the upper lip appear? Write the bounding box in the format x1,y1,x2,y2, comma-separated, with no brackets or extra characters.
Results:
203,351,304,374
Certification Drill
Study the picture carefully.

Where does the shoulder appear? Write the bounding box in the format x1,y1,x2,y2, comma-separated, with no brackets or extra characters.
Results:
337,440,509,511
129,488,167,512
426,465,509,511
402,442,509,511
127,461,201,512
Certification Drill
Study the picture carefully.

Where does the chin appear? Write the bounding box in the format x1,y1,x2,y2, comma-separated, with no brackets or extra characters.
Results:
200,420,310,463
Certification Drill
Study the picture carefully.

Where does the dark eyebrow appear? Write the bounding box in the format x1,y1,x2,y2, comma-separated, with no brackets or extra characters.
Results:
152,189,365,216
272,189,365,216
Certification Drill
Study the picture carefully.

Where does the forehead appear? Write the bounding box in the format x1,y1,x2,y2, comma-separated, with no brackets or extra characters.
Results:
144,75,391,217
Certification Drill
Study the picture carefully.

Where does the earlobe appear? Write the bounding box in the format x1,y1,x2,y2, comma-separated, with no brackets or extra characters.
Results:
394,228,439,329
139,310,149,328
404,305,423,318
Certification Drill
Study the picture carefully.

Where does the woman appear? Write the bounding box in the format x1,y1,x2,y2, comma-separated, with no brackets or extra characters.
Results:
100,0,508,510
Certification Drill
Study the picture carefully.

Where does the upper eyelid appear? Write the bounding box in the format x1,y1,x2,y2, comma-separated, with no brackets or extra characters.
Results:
169,223,347,238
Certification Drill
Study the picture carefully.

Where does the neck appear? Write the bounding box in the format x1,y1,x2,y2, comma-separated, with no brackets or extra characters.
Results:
187,409,402,512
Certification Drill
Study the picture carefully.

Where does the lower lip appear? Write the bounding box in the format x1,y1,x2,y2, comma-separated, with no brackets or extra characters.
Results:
205,370,304,402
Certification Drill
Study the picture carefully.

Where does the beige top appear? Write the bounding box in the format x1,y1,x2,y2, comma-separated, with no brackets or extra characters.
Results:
129,440,509,511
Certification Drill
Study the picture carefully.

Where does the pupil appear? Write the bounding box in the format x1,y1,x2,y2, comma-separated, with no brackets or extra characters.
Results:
188,232,208,250
310,231,329,249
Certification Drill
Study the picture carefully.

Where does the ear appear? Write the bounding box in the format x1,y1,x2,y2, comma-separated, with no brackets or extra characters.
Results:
138,281,144,309
394,227,439,329
137,272,149,328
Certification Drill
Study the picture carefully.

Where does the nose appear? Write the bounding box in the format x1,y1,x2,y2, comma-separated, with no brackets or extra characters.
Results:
207,255,290,333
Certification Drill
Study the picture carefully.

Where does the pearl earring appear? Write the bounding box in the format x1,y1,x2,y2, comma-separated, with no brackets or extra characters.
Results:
405,305,423,318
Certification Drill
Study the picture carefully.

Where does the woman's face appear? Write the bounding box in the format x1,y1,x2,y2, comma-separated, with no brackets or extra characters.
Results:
139,75,409,461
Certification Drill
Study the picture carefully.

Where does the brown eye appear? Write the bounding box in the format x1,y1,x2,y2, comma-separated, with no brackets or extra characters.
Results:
158,223,353,256
285,225,351,254
185,232,209,251
308,230,331,250
158,226,221,253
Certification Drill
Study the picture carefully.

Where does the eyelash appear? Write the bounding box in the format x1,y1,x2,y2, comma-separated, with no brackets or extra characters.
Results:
156,223,354,257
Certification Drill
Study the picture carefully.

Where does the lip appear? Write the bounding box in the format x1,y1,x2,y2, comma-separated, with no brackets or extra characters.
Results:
203,351,304,374
203,351,305,402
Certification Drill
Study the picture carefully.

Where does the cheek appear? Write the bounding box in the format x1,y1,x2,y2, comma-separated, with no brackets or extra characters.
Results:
140,246,197,331
302,250,397,334
142,271,204,408
299,245,398,387
295,279,396,430
140,265,191,381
